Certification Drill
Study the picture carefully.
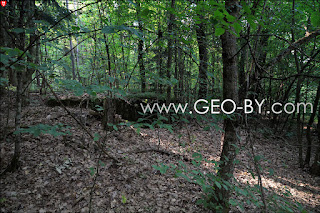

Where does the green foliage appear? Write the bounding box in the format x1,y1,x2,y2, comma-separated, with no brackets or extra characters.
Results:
107,123,119,131
93,133,100,141
56,79,85,96
55,78,127,99
310,12,320,27
152,163,169,174
89,167,95,176
101,25,144,40
153,152,308,211
15,123,71,137
153,152,229,210
121,194,127,204
0,78,8,86
126,92,166,101
214,27,225,36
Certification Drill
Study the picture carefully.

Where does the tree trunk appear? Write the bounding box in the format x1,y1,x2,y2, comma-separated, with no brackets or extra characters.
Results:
290,0,304,167
137,2,146,93
238,35,247,103
157,28,164,94
174,39,178,100
310,104,320,176
5,0,27,173
178,45,185,102
75,0,81,83
305,82,320,166
5,69,23,173
66,0,77,81
97,3,112,88
215,0,239,211
166,0,175,103
35,34,41,87
102,98,116,131
25,0,36,105
196,13,208,99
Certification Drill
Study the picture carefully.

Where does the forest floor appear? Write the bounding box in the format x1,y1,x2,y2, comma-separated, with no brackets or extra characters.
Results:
0,93,320,213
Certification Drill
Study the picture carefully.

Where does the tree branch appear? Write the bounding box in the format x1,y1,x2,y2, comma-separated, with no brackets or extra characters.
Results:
265,29,320,70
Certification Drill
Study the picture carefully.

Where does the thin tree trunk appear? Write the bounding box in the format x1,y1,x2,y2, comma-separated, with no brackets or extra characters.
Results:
238,35,247,103
5,69,23,173
166,0,175,103
215,0,240,211
75,0,81,83
178,44,185,102
174,39,178,100
4,0,26,173
97,3,112,88
291,0,304,168
305,82,320,166
66,0,76,80
157,28,163,93
36,34,40,87
196,12,208,99
310,104,320,175
97,3,116,130
137,1,146,93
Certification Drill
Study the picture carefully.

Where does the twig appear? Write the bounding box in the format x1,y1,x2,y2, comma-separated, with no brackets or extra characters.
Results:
40,73,120,163
248,130,267,213
129,148,191,162
6,0,102,70
88,153,102,213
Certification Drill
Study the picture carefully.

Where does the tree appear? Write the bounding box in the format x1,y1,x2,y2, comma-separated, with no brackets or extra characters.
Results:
215,0,240,210
195,1,208,99
311,104,320,175
166,0,175,103
66,0,77,81
305,82,320,166
136,1,146,93
2,0,36,172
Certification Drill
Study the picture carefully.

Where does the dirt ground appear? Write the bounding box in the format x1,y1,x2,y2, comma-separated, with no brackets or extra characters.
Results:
1,93,319,212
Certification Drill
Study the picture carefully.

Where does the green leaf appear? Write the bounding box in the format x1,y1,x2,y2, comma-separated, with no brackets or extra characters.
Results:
242,2,251,14
101,25,144,40
233,22,242,35
215,27,225,36
203,126,210,131
72,26,80,31
99,161,106,167
268,168,274,176
101,26,117,34
94,133,100,141
229,199,237,206
15,123,70,137
0,78,8,86
11,28,25,34
250,171,255,179
178,173,191,182
215,181,222,189
247,15,257,30
192,152,203,162
152,164,169,174
121,195,127,204
311,12,320,27
226,14,236,22
89,167,95,176
140,8,153,17
213,10,224,20
254,155,262,162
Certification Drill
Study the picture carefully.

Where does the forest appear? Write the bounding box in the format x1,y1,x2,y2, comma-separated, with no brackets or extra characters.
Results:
0,0,320,212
